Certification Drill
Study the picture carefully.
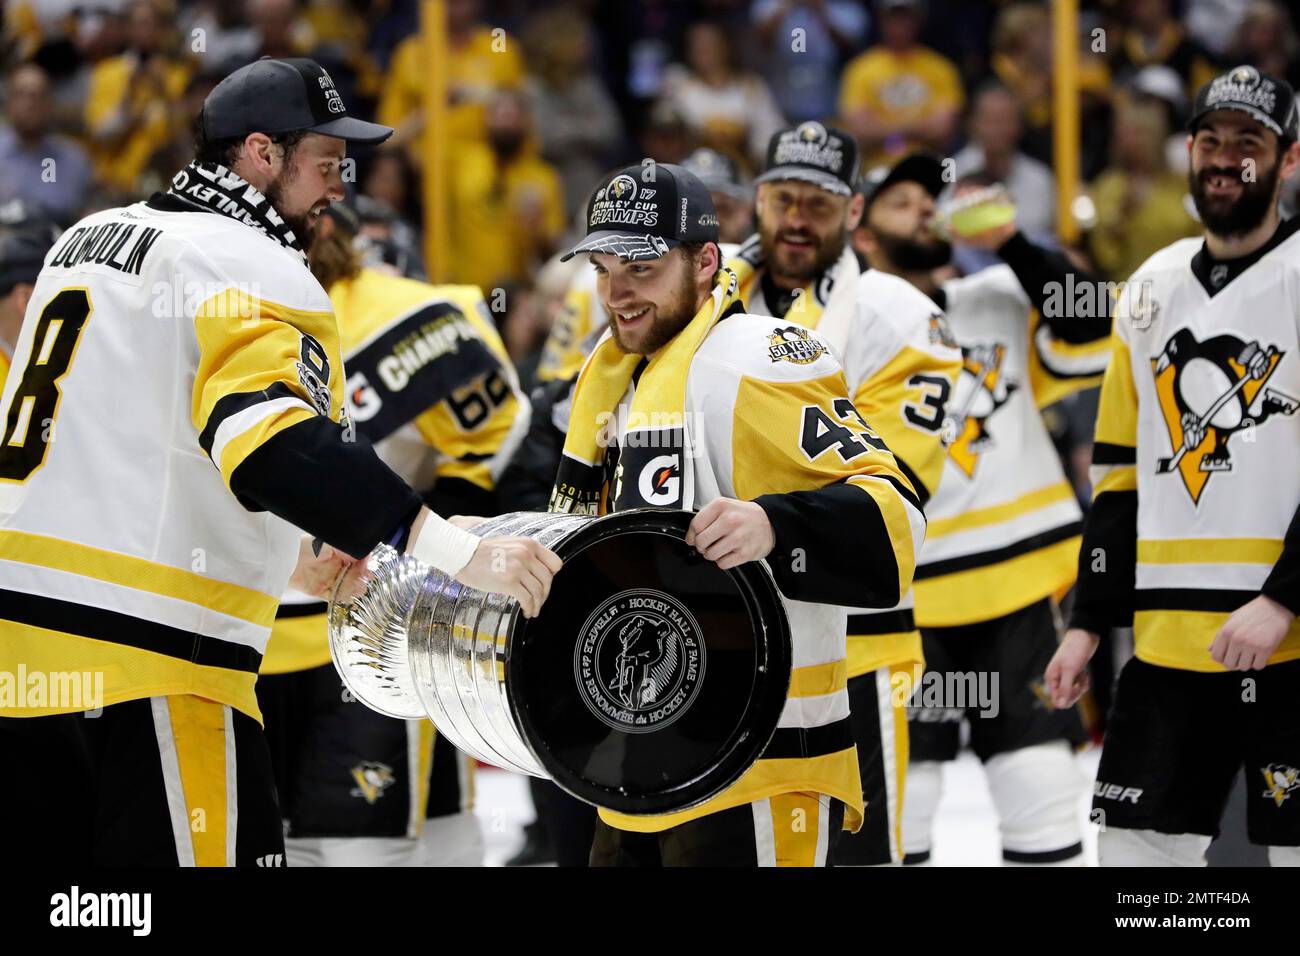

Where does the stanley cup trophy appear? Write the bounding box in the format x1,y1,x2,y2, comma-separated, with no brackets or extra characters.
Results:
329,509,793,816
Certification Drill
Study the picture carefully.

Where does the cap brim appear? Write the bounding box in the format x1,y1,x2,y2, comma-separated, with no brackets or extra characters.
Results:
1189,103,1285,138
560,230,679,262
754,166,853,196
308,115,395,145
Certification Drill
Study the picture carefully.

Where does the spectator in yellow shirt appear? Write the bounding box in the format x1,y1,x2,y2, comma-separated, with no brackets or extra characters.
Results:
1085,93,1200,282
449,89,565,292
84,0,193,195
838,0,964,165
377,0,525,158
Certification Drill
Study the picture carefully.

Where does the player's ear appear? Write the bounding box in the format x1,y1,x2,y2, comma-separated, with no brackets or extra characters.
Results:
12,282,35,319
845,192,865,232
242,132,276,177
1280,138,1300,182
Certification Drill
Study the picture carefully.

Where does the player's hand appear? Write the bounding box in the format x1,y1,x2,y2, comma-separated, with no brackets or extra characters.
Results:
1209,595,1295,671
685,498,776,570
447,515,488,531
453,537,563,619
289,535,357,600
1045,628,1100,709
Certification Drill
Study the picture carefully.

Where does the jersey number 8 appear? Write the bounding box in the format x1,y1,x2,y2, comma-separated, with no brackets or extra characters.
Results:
0,288,92,482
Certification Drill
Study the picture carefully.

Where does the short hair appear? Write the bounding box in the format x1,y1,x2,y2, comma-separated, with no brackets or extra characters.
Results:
190,111,310,169
680,241,722,284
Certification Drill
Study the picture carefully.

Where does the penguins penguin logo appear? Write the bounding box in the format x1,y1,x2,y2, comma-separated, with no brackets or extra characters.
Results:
1151,330,1298,504
942,342,1018,478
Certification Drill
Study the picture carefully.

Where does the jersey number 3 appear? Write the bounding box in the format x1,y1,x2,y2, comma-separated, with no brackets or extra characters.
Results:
0,288,92,482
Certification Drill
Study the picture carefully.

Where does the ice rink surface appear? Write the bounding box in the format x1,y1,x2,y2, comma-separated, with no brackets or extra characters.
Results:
474,747,1104,867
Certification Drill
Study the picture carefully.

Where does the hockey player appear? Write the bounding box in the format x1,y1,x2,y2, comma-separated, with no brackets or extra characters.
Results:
554,162,927,866
1047,66,1300,867
0,58,560,866
854,153,1110,866
257,201,530,866
723,123,961,866
536,147,755,386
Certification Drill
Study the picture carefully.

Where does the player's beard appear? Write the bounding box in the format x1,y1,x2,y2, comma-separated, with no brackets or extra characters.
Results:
265,165,319,248
1190,156,1282,238
609,258,700,355
871,224,952,271
759,219,846,283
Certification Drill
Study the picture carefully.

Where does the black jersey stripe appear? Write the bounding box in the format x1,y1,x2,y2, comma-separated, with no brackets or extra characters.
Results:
760,716,853,760
1092,442,1137,465
0,588,262,672
274,600,328,619
847,608,916,636
1134,588,1258,615
914,521,1082,580
198,381,305,456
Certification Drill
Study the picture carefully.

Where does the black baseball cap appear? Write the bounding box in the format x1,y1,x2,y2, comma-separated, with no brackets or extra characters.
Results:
859,152,947,209
1188,65,1299,142
680,148,751,201
755,121,859,196
0,228,54,295
561,163,719,262
202,57,393,145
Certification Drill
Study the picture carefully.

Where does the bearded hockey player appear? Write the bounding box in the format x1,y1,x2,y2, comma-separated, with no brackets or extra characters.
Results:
0,58,559,866
1047,67,1300,867
854,154,1111,866
257,201,530,866
555,162,926,866
724,123,961,866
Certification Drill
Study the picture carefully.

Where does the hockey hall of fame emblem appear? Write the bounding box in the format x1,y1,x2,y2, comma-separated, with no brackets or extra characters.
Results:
573,588,706,734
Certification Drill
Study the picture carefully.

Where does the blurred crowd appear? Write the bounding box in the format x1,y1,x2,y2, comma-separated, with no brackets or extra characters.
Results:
4,0,1300,390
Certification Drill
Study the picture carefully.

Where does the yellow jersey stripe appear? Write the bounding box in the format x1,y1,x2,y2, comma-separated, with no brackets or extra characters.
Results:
926,481,1076,539
0,528,279,626
1137,538,1285,565
1094,464,1137,495
789,658,847,698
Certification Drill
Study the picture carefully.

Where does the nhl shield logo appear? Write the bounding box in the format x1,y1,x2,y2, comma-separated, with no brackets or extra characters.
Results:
1151,330,1298,504
574,589,705,734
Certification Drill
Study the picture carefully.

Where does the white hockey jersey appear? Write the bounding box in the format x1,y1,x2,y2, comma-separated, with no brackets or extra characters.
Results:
1075,224,1300,671
728,243,961,675
554,274,927,834
0,199,345,720
914,264,1110,627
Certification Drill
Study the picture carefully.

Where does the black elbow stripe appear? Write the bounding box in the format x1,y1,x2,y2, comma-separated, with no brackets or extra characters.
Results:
1092,442,1137,465
198,382,306,456
230,416,423,557
891,456,931,511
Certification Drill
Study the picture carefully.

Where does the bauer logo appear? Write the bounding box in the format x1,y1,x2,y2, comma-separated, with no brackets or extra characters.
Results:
574,589,705,734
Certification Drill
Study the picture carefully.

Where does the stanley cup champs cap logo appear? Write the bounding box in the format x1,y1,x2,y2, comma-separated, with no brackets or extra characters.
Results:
1206,66,1276,114
589,174,657,229
756,121,858,195
1191,65,1299,140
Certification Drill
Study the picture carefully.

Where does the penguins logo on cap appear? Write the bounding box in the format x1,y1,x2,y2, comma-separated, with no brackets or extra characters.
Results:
797,121,829,145
608,175,638,202
1152,329,1298,504
1229,65,1261,88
